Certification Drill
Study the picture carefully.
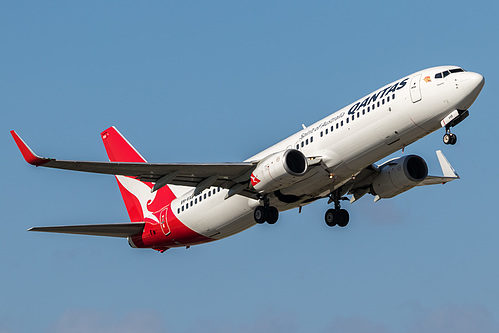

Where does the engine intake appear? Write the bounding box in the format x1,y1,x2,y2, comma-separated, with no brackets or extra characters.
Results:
251,149,308,193
371,155,428,199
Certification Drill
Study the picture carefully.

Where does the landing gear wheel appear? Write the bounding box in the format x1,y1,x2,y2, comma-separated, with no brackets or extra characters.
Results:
443,133,451,145
449,133,457,145
443,126,457,145
337,209,350,227
254,206,268,224
325,209,336,227
325,189,351,227
267,206,279,224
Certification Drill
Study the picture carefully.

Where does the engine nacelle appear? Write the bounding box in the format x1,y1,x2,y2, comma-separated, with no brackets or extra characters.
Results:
371,155,428,199
251,149,308,193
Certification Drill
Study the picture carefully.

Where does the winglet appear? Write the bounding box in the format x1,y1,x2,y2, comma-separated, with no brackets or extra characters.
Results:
10,130,52,166
436,150,459,179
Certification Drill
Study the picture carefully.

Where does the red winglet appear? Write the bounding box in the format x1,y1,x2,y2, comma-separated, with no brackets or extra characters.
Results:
10,130,51,166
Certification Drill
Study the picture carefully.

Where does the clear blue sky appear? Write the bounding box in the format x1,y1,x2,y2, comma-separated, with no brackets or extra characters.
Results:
2,1,498,332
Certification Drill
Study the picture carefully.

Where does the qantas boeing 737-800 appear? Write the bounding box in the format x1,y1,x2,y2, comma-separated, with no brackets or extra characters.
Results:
11,66,484,252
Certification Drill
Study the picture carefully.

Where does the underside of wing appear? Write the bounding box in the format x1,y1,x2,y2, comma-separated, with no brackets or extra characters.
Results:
28,222,146,238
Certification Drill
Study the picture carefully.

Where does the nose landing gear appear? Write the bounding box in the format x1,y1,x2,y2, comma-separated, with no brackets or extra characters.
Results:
325,191,350,227
442,109,468,145
443,127,457,145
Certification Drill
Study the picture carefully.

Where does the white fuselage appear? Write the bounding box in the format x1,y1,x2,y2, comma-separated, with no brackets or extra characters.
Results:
162,66,484,240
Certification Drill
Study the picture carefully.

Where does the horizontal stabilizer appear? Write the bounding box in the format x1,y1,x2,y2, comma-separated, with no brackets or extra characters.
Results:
28,222,145,238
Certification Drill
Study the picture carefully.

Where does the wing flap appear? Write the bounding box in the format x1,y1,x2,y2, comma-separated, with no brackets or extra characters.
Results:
28,222,146,238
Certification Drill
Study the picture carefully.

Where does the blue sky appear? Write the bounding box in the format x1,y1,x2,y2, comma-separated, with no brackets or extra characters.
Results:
2,1,498,332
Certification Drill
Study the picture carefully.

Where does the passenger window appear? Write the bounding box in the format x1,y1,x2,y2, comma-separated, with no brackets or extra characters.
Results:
213,189,216,195
177,208,180,214
325,129,328,135
362,109,365,115
357,112,360,118
387,96,390,102
296,144,299,149
351,115,354,121
301,141,304,148
310,136,313,143
208,192,211,197
382,99,385,105
320,131,323,137
336,123,339,129
195,198,197,204
346,118,349,124
367,106,370,112
199,196,202,202
305,139,309,145
373,104,376,110
204,193,207,199
341,120,344,126
331,125,334,132
392,94,395,100
377,101,380,107
182,206,184,211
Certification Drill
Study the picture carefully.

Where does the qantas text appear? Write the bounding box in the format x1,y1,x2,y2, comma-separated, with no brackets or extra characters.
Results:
348,78,409,115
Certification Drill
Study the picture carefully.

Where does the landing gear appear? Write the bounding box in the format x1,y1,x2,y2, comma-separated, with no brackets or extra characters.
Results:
253,206,279,224
325,191,350,227
254,206,268,224
442,109,468,145
324,209,349,227
443,128,457,145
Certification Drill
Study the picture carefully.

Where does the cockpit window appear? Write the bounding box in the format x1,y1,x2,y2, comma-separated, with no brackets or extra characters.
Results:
435,68,465,79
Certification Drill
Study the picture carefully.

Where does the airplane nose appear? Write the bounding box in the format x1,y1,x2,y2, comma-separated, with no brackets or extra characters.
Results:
462,72,485,94
456,72,484,110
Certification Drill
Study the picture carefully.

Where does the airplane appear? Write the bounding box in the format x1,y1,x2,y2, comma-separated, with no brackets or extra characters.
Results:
11,65,484,252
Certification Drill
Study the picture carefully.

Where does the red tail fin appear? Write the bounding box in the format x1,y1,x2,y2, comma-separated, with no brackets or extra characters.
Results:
101,127,176,222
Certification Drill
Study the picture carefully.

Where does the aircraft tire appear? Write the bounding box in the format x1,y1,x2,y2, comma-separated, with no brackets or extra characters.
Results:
443,133,451,145
325,209,336,227
337,209,350,227
449,133,457,145
254,206,268,224
267,207,279,224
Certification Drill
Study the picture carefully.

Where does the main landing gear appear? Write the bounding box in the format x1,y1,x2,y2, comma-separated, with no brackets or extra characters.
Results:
443,127,457,145
254,195,279,224
325,191,349,227
254,206,279,224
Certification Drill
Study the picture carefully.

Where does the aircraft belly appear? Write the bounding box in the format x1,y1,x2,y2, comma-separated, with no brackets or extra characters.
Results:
181,193,258,239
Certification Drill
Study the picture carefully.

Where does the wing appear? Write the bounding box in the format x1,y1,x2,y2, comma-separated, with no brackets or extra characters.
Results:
28,222,146,237
345,150,459,203
417,150,460,185
11,130,258,198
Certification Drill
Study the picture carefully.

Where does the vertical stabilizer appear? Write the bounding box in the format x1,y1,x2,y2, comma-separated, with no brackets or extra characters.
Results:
101,127,176,222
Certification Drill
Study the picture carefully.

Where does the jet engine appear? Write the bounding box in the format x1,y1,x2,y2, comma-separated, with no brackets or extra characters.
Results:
371,155,428,199
251,149,308,193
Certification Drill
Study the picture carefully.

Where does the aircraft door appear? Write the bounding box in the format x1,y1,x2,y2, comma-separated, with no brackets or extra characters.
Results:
160,207,171,236
410,74,422,103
